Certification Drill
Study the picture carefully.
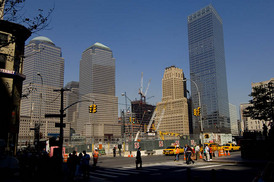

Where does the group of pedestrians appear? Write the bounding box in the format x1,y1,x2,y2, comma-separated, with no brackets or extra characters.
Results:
67,150,91,180
173,143,215,165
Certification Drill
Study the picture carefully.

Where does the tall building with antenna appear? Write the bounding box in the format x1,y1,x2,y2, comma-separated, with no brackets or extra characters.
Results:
187,5,230,134
78,42,120,142
19,36,69,146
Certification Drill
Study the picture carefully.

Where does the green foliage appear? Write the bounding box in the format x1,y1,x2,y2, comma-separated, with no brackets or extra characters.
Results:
244,82,274,122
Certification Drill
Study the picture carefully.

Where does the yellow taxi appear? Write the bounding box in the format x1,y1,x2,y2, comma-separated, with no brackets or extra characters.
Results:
163,146,184,155
222,143,240,151
204,143,224,152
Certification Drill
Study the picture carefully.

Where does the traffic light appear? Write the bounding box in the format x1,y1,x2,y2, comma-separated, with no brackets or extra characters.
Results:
93,104,97,113
193,108,197,116
89,105,93,113
197,107,201,116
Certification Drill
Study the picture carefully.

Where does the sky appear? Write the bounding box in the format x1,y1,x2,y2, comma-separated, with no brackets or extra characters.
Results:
20,0,274,116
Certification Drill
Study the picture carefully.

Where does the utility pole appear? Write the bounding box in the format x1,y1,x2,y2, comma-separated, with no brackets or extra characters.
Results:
53,88,70,159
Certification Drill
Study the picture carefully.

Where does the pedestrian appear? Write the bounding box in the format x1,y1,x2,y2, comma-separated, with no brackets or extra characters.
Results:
113,146,116,157
174,146,180,161
75,152,83,178
186,145,195,164
194,144,200,160
136,147,142,169
209,146,213,160
68,151,78,180
93,148,99,168
205,145,210,161
82,150,90,178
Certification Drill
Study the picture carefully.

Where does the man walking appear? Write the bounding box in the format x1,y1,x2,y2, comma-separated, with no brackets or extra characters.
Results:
175,146,180,161
82,150,90,178
194,144,200,160
93,148,99,168
136,147,142,169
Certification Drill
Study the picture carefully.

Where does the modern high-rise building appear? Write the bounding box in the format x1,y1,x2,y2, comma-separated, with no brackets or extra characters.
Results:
188,5,230,133
65,81,79,134
229,103,238,136
19,36,69,146
78,42,120,142
155,66,189,137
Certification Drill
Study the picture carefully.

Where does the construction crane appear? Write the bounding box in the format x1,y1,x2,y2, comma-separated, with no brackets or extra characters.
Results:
158,131,182,140
138,72,151,103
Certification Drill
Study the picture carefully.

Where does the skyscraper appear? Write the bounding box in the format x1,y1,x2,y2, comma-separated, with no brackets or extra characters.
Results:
78,42,120,142
188,5,230,133
155,66,189,137
19,36,69,145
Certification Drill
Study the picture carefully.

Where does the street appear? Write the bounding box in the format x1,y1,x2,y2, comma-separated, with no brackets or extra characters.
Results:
82,152,267,182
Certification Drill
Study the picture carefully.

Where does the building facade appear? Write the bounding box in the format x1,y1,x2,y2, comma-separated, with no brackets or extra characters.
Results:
78,42,120,142
65,81,79,135
19,36,69,146
229,103,238,136
155,66,189,137
187,5,230,133
0,20,31,153
240,103,269,132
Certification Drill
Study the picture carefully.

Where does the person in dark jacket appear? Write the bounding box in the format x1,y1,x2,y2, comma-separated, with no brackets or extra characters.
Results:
136,147,142,169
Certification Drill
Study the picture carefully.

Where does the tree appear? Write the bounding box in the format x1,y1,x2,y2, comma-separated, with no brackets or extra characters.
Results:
0,0,54,48
244,82,274,124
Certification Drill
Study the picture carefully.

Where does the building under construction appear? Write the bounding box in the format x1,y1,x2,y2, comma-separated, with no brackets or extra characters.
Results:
131,100,155,127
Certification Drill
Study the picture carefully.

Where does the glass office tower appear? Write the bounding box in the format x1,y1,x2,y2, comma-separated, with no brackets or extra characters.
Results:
187,5,230,133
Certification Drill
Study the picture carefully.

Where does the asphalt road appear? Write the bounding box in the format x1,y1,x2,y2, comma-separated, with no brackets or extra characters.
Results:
80,152,267,182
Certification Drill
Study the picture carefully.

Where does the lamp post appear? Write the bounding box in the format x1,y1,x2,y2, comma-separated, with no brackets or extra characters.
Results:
183,78,203,143
121,92,133,141
36,72,43,151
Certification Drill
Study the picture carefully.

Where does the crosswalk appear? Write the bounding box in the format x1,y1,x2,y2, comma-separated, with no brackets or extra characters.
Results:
86,161,221,181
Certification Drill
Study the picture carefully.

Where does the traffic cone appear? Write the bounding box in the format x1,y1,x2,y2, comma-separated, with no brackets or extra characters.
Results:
131,154,133,157
199,152,203,159
128,154,130,157
224,151,227,156
218,150,221,157
184,154,186,160
228,151,231,156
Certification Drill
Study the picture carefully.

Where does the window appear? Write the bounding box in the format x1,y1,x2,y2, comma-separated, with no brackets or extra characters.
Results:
0,53,7,69
0,33,8,45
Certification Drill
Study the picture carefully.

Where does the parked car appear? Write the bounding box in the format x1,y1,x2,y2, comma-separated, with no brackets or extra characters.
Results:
204,143,224,152
222,143,240,151
163,146,184,155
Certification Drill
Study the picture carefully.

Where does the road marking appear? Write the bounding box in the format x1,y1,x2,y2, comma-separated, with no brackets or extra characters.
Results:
99,170,130,176
90,171,118,178
173,168,187,172
105,168,139,174
194,164,223,169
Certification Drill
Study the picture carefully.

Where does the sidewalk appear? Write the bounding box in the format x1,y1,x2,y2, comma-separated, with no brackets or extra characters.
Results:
208,151,268,165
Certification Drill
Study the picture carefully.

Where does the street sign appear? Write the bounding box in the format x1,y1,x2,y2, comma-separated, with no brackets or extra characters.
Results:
159,141,164,147
134,142,139,149
45,114,66,118
55,123,66,128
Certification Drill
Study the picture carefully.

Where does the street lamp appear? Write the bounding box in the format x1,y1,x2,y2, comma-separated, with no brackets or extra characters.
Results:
183,78,203,142
36,72,43,151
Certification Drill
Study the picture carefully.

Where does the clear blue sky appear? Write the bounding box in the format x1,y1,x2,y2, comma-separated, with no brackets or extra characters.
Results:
23,0,274,114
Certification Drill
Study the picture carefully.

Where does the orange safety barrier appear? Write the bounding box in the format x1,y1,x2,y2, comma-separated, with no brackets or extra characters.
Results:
219,149,224,157
63,154,68,163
